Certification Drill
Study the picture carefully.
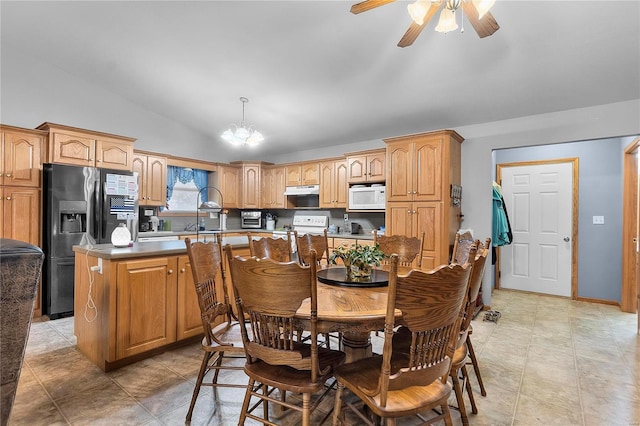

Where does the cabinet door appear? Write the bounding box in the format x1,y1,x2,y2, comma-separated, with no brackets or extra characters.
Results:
387,143,412,202
261,167,273,208
218,165,240,208
414,138,442,201
241,164,261,209
52,132,95,167
286,165,302,186
96,139,133,171
176,256,203,340
319,161,335,208
1,187,40,245
301,162,319,185
3,131,42,187
386,202,413,239
334,160,348,208
367,152,385,182
414,202,442,271
116,257,177,359
131,155,147,204
145,155,167,206
272,166,286,208
347,156,367,183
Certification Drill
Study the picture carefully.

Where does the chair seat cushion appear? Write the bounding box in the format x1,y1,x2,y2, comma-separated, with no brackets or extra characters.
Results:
334,355,452,418
244,346,345,394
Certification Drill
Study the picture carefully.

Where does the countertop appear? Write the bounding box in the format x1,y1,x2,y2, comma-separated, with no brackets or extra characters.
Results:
136,229,375,240
76,229,375,260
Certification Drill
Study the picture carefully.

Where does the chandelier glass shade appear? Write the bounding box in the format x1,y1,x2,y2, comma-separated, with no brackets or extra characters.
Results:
220,97,264,146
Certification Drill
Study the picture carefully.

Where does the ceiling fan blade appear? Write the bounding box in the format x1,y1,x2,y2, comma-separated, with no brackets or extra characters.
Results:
397,2,440,48
350,0,396,14
461,1,500,38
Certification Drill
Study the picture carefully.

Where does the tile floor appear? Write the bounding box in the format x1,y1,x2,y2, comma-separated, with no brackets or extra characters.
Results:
8,289,640,425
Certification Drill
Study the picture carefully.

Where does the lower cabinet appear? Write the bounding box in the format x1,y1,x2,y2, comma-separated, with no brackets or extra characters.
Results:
74,252,203,371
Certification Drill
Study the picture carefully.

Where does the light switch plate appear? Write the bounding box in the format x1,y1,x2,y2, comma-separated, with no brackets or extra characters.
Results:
593,215,605,225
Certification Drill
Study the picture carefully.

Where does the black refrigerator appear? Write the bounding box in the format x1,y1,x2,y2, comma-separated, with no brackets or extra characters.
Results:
42,163,138,319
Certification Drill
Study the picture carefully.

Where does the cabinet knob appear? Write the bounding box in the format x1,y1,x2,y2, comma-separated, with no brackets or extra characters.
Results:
5,173,11,178
96,159,101,162
0,173,3,177
5,196,11,201
407,192,411,195
0,196,2,200
180,268,186,273
168,269,174,275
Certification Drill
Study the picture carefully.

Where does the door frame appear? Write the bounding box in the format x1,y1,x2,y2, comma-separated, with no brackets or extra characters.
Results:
621,137,639,313
495,158,579,299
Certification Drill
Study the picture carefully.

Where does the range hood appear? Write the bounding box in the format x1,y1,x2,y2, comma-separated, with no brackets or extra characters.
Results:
283,185,320,196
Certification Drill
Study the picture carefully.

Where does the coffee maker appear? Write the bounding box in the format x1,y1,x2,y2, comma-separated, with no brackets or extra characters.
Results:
139,207,158,232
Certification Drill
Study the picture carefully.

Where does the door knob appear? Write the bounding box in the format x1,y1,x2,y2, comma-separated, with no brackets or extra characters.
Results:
563,237,570,242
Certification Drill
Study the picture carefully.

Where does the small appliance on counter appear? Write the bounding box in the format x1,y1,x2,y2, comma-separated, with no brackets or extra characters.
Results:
350,222,362,234
265,213,276,231
139,207,159,232
241,211,262,229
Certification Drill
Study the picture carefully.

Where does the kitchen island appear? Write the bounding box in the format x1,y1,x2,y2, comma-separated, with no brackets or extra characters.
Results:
72,231,374,371
72,240,245,371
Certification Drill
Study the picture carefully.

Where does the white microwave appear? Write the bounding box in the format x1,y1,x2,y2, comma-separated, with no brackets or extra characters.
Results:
349,185,386,210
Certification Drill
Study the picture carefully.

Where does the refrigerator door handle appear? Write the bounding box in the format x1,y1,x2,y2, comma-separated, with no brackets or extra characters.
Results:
101,182,108,241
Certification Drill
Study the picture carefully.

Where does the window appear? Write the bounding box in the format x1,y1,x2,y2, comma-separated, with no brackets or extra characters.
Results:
164,166,210,212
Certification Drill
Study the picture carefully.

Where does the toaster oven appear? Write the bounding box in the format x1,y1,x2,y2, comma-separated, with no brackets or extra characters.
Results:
241,211,263,229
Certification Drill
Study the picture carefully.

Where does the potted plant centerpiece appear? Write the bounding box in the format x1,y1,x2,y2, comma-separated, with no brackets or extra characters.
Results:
329,242,385,280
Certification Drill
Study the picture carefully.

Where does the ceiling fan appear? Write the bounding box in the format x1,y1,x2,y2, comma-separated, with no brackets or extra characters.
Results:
351,0,500,47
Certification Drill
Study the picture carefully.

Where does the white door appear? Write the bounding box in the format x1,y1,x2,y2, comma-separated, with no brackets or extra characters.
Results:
500,162,574,297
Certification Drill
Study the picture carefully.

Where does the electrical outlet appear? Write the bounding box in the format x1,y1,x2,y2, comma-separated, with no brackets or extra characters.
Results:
592,215,605,225
343,213,349,222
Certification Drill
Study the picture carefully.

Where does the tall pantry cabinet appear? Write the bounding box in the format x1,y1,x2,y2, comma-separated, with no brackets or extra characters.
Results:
384,130,463,270
0,125,46,316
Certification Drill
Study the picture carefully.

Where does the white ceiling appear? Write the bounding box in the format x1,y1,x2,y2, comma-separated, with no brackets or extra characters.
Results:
2,1,639,158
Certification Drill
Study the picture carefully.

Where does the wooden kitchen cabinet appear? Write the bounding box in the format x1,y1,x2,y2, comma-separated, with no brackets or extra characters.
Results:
74,250,207,371
38,122,135,171
0,186,40,244
320,159,348,208
132,152,167,206
241,163,261,209
0,125,44,187
386,201,442,271
347,149,385,183
217,164,241,209
385,130,463,270
116,256,178,359
262,165,286,209
176,255,203,340
286,162,319,186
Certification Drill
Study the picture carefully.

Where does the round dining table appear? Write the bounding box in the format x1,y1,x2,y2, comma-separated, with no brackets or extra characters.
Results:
295,265,409,362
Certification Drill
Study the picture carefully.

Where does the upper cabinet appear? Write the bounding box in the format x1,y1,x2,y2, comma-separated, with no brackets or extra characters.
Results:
0,125,44,188
385,132,463,203
320,159,348,209
347,149,385,183
286,162,319,186
262,165,286,209
239,162,261,210
132,153,167,206
217,164,241,209
37,122,135,171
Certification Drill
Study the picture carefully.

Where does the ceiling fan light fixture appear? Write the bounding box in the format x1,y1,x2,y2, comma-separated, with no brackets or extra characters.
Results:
407,0,430,25
220,97,263,147
435,7,458,33
471,0,495,19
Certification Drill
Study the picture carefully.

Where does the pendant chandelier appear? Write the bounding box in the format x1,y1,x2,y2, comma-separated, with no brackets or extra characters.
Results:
220,97,264,146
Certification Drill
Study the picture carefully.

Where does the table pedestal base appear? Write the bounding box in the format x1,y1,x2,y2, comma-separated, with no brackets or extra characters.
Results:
340,331,372,363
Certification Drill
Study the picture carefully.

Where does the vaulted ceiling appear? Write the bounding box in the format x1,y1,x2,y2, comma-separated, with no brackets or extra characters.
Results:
2,1,639,157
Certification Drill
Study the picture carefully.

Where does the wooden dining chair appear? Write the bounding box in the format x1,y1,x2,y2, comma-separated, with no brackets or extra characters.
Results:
451,231,476,265
332,255,473,426
225,247,346,426
294,229,331,266
373,230,424,268
247,231,293,262
450,238,491,426
183,238,246,424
